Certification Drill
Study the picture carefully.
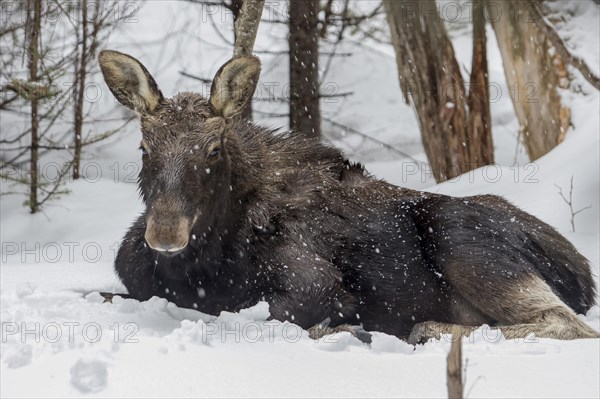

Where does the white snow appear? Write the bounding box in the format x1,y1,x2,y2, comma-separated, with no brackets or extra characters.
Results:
1,1,599,398
70,358,109,393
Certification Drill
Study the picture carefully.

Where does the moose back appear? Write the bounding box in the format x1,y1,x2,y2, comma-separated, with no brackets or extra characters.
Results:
99,50,599,343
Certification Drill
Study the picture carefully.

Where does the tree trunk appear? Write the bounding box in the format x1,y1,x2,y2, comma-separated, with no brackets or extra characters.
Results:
232,0,264,121
73,0,88,180
27,0,41,213
467,0,494,167
384,0,493,182
289,0,321,139
447,330,464,399
489,0,570,160
233,0,264,58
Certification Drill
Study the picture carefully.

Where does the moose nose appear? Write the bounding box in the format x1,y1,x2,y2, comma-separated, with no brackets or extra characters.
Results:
147,241,188,254
144,214,191,255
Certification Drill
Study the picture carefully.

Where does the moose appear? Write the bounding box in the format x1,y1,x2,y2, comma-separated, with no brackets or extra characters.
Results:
99,50,599,344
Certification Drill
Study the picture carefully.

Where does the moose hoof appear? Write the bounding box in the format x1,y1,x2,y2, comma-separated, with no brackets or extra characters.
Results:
407,321,441,345
308,319,372,344
316,317,332,329
98,292,131,303
348,325,372,344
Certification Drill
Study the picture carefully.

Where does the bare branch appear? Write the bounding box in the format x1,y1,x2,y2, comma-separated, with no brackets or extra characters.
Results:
322,116,420,162
179,71,212,84
554,176,591,232
1,79,61,101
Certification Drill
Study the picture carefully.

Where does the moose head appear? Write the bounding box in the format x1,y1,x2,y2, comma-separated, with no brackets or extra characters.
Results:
99,50,261,255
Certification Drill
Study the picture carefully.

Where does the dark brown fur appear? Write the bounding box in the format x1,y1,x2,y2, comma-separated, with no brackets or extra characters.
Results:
100,50,599,342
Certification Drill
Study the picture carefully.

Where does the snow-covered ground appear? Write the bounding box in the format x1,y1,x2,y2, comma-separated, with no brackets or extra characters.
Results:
1,1,599,397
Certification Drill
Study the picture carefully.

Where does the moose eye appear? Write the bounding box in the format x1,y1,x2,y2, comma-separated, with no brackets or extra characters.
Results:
209,148,220,157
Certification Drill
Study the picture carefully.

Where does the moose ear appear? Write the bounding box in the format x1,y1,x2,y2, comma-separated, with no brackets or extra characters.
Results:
99,50,163,115
209,56,261,118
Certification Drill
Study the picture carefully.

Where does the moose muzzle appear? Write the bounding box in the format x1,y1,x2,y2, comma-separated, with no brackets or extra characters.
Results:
144,211,192,254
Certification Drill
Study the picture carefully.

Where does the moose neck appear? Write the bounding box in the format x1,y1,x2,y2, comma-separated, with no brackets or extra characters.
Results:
182,122,266,277
227,121,267,203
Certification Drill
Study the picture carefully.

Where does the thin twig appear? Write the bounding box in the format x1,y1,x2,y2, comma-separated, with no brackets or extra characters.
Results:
179,71,212,84
322,116,420,162
554,176,592,232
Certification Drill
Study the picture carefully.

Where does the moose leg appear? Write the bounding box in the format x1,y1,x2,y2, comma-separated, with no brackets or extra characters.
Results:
407,321,547,344
439,270,600,341
268,288,372,344
409,309,600,344
408,322,477,345
308,317,372,344
263,247,372,343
